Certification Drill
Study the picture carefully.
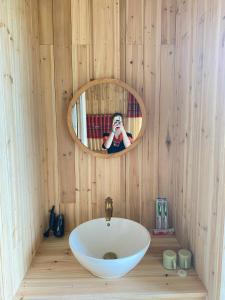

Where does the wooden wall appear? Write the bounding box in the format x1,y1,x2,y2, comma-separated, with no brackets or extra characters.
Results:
38,1,225,299
38,0,164,232
172,1,225,299
0,1,46,299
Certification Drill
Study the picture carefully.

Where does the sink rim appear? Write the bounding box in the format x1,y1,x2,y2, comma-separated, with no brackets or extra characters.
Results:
69,217,151,262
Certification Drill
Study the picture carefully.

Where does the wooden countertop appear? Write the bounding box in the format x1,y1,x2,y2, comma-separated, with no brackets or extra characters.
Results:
16,234,207,300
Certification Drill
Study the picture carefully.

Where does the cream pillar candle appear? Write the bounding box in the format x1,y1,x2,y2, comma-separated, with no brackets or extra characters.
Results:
163,250,177,270
178,249,192,269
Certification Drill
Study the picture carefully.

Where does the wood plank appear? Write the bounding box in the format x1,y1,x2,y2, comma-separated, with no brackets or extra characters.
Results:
38,0,53,45
141,0,161,230
71,0,94,226
16,235,207,300
91,0,126,221
71,0,92,45
92,0,120,78
0,0,45,299
173,0,193,241
125,0,144,223
158,44,175,227
172,1,225,299
39,45,59,213
53,0,75,206
209,2,225,299
161,0,176,45
126,0,144,45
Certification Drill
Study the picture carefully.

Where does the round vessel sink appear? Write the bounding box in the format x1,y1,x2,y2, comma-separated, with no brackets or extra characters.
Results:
69,217,151,279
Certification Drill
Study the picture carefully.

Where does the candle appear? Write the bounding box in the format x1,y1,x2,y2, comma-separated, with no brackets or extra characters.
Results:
163,250,177,270
178,249,192,269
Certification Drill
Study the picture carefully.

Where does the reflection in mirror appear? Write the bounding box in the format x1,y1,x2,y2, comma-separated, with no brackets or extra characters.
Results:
71,83,142,154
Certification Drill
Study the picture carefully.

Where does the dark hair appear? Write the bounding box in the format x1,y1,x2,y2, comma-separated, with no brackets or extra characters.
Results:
112,112,123,120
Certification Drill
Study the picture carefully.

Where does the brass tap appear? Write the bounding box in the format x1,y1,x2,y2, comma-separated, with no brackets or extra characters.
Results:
105,197,113,222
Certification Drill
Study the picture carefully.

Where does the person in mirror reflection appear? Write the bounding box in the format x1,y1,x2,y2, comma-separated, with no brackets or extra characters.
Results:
102,113,133,154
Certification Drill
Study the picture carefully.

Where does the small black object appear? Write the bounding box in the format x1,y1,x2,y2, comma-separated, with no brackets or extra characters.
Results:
49,206,56,230
44,206,56,238
54,214,65,237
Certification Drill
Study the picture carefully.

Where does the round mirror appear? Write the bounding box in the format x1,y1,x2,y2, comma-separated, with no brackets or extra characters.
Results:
67,79,146,158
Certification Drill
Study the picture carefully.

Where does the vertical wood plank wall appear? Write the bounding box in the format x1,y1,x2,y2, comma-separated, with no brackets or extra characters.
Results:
38,0,166,231
38,1,225,299
173,1,225,299
0,1,46,299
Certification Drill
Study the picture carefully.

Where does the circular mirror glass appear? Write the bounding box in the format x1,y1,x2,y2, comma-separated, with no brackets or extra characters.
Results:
67,79,146,157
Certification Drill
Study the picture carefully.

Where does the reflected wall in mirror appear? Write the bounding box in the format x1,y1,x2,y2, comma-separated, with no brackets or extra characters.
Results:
67,79,146,157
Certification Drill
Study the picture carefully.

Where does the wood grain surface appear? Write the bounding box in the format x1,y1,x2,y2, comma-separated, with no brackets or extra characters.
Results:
38,1,225,299
0,1,46,299
16,234,207,300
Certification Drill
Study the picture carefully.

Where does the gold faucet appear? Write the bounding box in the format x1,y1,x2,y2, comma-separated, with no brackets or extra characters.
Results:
105,197,113,222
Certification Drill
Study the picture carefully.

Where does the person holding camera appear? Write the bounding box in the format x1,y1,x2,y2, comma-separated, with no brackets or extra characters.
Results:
102,112,133,154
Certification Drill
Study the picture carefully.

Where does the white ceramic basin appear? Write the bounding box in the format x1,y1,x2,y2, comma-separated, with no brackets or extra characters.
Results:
69,217,151,279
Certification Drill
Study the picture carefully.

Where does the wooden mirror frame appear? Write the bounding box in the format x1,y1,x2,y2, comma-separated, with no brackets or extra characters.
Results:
67,78,147,158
